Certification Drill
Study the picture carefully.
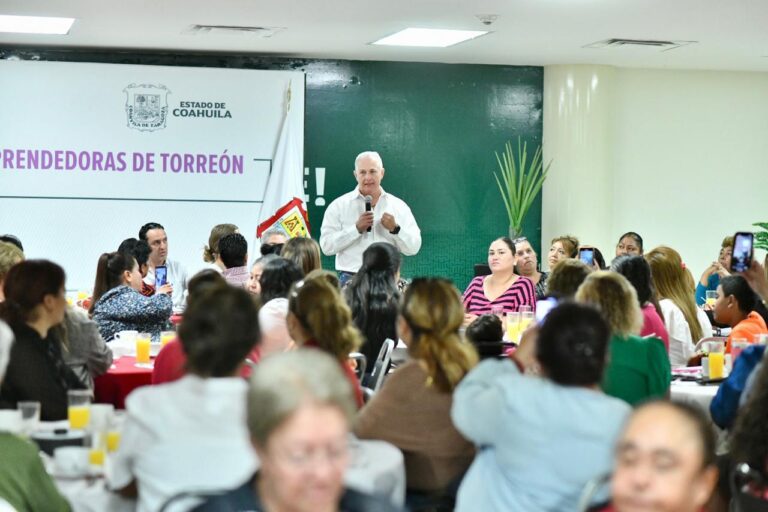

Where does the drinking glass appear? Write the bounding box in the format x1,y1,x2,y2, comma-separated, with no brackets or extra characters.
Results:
160,331,175,347
67,390,91,430
17,401,40,436
707,341,726,379
705,290,717,307
506,312,521,344
731,338,748,362
135,333,152,364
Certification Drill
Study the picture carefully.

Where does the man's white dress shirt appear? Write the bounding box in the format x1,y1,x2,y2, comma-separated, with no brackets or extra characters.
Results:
320,188,421,273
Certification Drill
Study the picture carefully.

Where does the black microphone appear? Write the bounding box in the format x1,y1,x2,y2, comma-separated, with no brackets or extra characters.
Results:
364,195,372,232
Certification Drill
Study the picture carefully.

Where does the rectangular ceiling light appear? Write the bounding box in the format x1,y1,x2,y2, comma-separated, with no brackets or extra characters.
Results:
372,28,488,48
0,15,75,35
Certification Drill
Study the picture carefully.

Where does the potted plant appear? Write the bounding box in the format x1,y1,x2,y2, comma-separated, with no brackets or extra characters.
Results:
754,222,768,253
493,137,552,239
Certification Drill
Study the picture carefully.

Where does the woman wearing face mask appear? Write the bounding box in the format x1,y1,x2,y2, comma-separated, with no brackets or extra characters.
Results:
513,237,549,299
90,251,173,342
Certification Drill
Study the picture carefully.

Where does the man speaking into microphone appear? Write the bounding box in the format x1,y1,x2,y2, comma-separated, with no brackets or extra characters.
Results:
320,150,422,285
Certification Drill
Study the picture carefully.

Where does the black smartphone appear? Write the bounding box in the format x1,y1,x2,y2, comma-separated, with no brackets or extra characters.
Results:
731,232,754,273
579,248,595,266
155,265,168,288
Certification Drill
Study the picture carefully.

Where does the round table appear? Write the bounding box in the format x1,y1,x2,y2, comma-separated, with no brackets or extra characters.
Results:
670,380,719,411
94,357,154,409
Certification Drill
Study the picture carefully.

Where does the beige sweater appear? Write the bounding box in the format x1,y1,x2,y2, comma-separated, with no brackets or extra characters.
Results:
354,360,475,492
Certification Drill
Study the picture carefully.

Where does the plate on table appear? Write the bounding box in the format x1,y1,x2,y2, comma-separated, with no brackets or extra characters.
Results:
697,377,726,385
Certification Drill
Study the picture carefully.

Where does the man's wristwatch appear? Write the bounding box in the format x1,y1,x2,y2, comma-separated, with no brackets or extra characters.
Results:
389,225,401,235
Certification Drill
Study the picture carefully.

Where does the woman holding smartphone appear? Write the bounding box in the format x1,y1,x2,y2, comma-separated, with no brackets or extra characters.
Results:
91,251,173,342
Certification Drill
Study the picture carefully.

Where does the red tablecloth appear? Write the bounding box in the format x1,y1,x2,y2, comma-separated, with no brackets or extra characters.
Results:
94,356,153,409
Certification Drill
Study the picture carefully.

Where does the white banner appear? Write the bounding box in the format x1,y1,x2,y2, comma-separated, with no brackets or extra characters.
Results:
0,60,304,290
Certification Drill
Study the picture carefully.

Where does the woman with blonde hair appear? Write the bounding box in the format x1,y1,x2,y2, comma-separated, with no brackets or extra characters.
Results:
286,275,364,407
645,246,713,366
202,223,239,272
281,237,322,276
356,278,477,500
547,234,579,270
576,271,670,405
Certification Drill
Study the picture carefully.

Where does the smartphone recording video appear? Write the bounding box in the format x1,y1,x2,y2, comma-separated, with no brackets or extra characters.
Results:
731,232,754,273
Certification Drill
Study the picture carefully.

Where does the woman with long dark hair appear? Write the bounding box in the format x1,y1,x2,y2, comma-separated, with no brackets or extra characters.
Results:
90,251,172,342
0,260,86,420
344,242,401,368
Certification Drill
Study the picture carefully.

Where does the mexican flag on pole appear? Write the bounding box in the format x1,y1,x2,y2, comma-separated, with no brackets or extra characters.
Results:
255,81,310,246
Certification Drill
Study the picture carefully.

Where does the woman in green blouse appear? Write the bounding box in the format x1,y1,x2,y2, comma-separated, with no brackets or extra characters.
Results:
576,271,671,405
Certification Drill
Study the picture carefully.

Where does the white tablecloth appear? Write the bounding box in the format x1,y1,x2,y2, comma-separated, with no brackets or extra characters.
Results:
54,437,405,511
670,380,719,411
670,380,729,454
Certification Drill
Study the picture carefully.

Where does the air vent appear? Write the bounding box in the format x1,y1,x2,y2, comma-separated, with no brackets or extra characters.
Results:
585,38,696,52
185,25,284,38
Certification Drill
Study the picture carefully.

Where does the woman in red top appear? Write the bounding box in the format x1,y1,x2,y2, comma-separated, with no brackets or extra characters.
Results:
286,274,365,408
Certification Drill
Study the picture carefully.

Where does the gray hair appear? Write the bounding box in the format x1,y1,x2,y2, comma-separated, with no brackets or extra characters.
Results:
247,349,355,447
354,151,383,170
0,320,14,383
251,253,279,270
260,229,287,243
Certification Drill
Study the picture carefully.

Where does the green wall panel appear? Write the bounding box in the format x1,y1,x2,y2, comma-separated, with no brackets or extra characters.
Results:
1,49,543,289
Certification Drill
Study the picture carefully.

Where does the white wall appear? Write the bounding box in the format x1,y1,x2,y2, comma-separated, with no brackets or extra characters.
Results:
543,65,768,277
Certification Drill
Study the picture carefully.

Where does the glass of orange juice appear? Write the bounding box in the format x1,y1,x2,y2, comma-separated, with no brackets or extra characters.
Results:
67,390,91,430
160,331,175,347
506,312,521,344
106,431,121,453
135,333,152,364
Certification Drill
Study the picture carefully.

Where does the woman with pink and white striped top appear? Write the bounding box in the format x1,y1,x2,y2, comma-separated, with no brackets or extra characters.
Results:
462,238,536,323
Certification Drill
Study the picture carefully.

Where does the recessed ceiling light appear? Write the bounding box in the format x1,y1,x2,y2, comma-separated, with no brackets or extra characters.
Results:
0,15,75,35
372,28,488,48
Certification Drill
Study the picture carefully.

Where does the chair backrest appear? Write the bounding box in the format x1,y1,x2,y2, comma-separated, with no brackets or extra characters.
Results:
368,338,395,392
577,473,612,512
474,263,491,277
349,352,367,382
732,463,768,512
694,336,728,353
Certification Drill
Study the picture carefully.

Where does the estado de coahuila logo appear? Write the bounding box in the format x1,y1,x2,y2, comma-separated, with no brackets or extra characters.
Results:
124,84,170,132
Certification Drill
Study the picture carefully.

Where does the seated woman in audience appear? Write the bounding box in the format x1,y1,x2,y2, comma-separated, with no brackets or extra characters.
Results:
152,269,228,385
730,361,768,487
246,254,278,296
90,251,173,342
0,241,24,301
256,258,303,361
576,271,670,405
287,276,365,408
611,255,670,350
696,235,733,306
452,302,630,512
545,258,593,300
465,314,504,359
201,223,239,273
547,234,579,270
513,236,549,299
117,238,153,297
57,307,113,391
0,260,86,420
463,238,535,323
111,285,260,512
713,275,768,353
611,401,718,512
281,236,322,276
0,320,72,512
344,242,400,373
614,231,644,257
193,350,402,512
356,278,477,499
645,246,713,367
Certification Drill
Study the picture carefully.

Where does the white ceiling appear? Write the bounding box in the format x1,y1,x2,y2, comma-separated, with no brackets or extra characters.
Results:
2,0,768,72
